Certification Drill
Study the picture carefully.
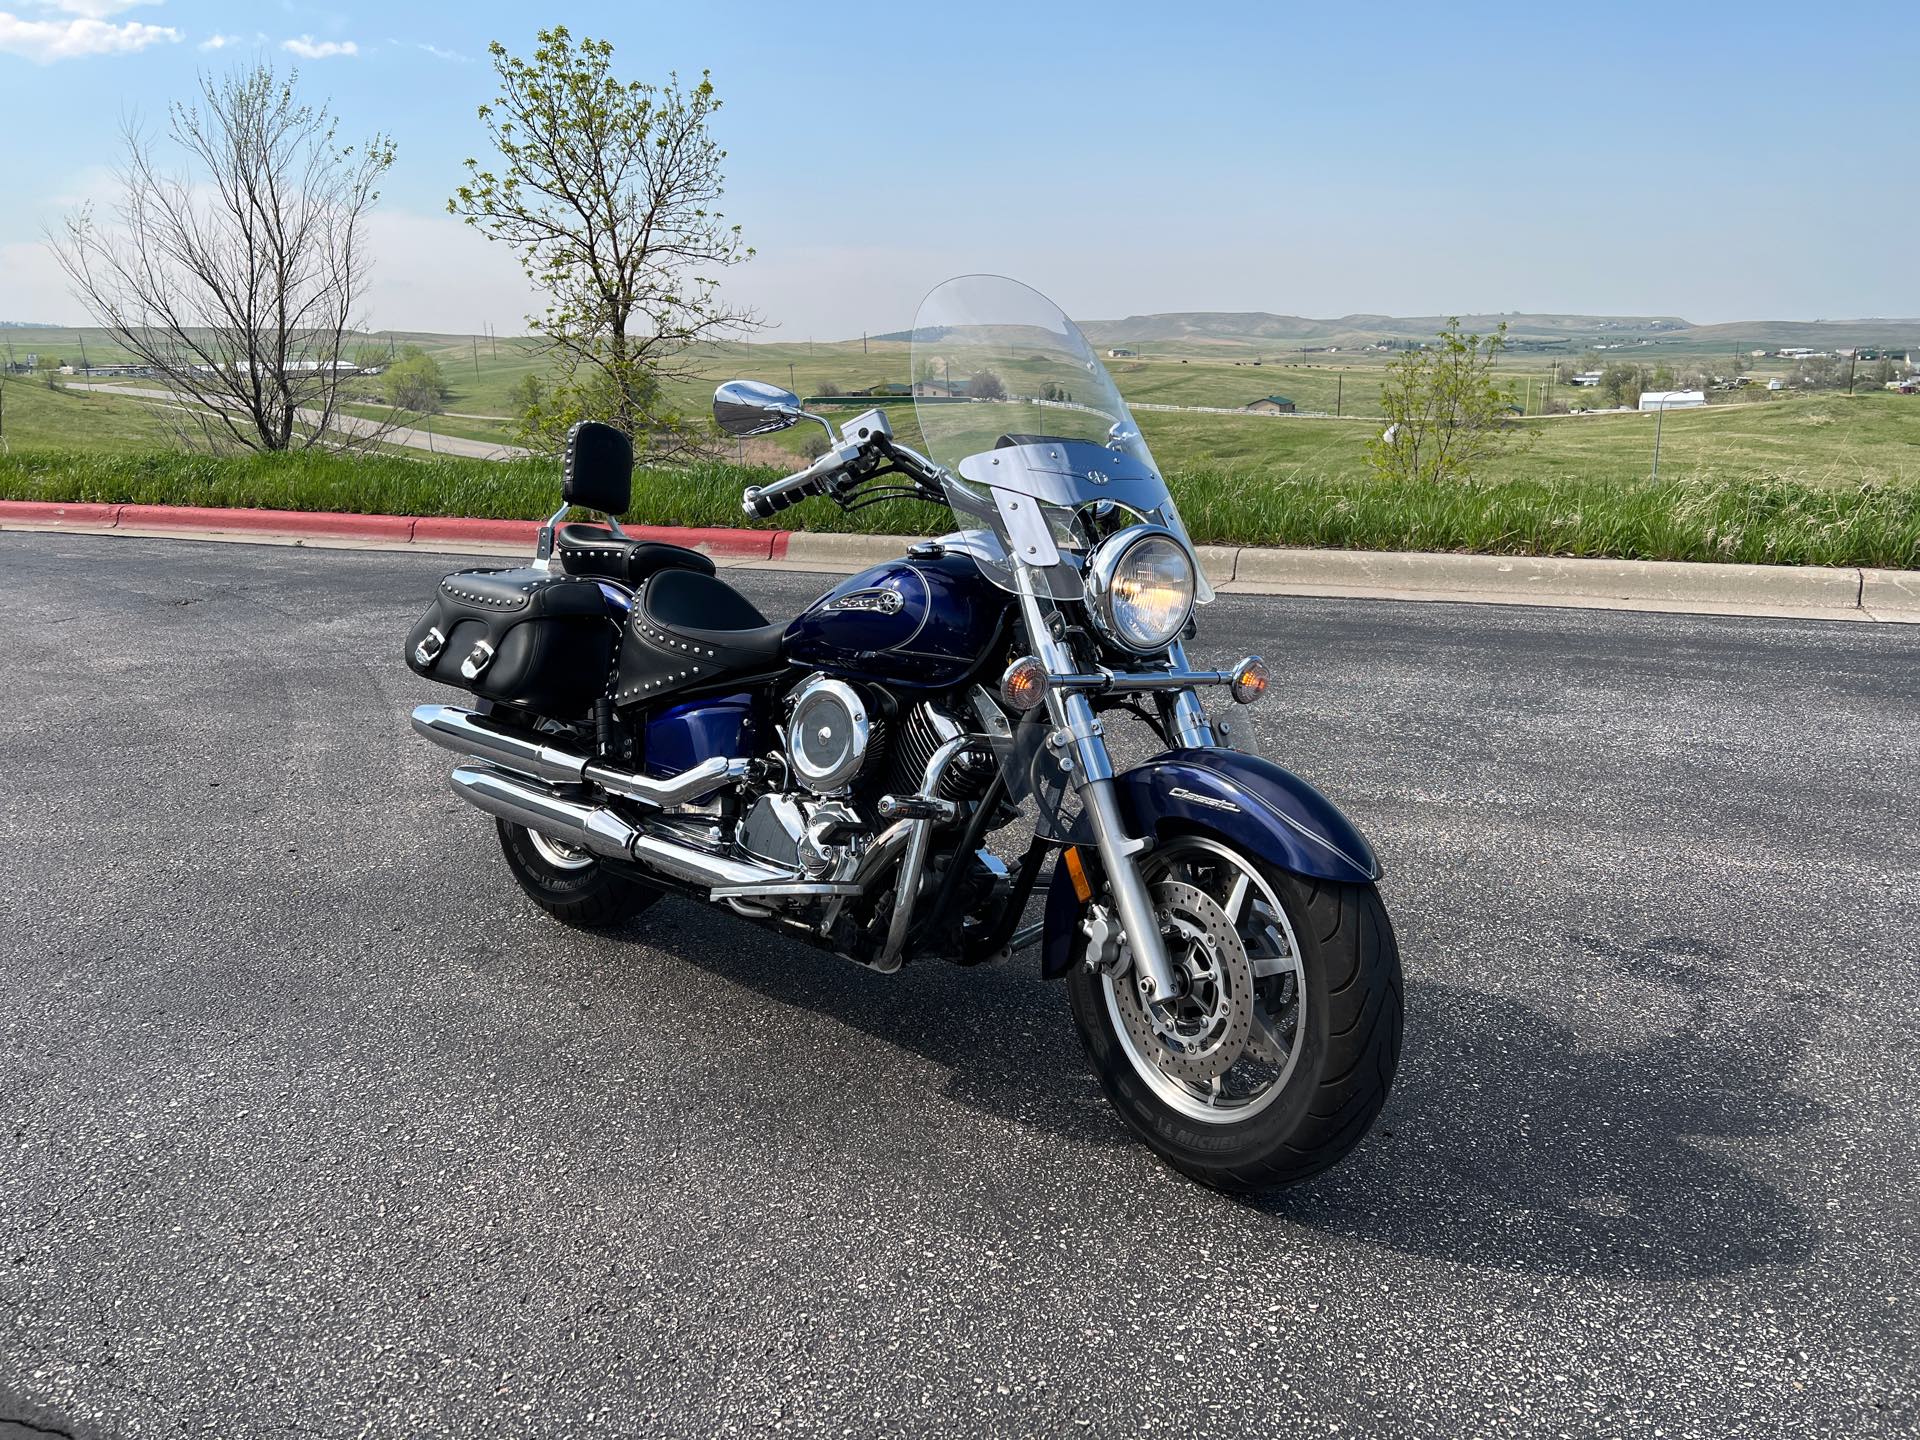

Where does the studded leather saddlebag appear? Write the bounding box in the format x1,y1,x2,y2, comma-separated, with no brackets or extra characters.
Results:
404,566,618,718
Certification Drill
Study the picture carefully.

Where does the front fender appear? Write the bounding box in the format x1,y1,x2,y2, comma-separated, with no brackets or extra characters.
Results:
1040,747,1380,979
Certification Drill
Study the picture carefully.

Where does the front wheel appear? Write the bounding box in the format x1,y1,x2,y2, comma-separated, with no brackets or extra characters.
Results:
495,819,660,929
1064,835,1402,1191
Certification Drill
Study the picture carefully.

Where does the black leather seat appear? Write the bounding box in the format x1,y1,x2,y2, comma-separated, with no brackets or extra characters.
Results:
614,568,787,705
554,522,716,586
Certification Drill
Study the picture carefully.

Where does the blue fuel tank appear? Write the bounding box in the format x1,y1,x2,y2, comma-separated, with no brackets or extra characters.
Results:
782,549,1010,690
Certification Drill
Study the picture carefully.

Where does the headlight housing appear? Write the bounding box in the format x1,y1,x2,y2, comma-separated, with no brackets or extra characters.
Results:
1086,526,1196,655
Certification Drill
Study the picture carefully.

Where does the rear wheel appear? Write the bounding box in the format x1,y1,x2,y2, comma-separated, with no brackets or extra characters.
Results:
495,819,660,929
1064,835,1402,1191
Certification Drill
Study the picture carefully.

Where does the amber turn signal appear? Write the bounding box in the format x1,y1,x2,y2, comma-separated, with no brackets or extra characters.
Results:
1229,656,1270,705
999,656,1049,712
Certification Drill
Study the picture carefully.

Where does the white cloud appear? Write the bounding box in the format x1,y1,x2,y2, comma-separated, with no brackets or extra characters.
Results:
23,0,161,17
0,10,179,61
281,33,355,59
199,31,263,51
413,40,465,62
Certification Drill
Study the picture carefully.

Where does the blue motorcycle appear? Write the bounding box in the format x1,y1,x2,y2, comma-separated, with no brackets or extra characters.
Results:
406,275,1401,1189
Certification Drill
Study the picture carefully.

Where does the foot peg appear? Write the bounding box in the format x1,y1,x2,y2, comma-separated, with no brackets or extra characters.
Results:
877,793,959,823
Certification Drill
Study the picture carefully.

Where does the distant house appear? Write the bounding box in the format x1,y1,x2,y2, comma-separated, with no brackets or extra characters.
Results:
1569,371,1603,387
1244,395,1297,415
1638,390,1706,411
1107,347,1137,358
912,379,967,398
860,382,912,397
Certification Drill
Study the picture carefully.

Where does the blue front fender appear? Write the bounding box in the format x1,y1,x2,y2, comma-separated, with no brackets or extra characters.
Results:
1040,747,1380,979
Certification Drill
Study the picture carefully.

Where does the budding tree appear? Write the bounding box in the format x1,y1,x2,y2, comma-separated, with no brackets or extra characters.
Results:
1368,319,1526,484
450,28,754,453
53,64,394,452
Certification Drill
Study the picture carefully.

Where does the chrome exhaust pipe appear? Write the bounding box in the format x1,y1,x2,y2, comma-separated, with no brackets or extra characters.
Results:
414,704,747,810
448,764,794,893
416,703,586,784
449,763,638,859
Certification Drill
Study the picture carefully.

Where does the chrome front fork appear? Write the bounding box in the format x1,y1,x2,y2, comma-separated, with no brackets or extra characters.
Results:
1014,572,1185,1003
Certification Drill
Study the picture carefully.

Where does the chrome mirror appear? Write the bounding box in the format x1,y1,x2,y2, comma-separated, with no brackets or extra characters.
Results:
713,379,803,437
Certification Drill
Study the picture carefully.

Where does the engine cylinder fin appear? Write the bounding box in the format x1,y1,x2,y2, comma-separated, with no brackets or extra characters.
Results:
882,701,993,803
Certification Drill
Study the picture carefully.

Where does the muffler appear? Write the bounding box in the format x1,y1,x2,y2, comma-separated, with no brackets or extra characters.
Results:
448,763,793,893
413,704,747,809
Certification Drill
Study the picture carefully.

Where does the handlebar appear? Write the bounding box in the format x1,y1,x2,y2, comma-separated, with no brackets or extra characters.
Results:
741,439,863,520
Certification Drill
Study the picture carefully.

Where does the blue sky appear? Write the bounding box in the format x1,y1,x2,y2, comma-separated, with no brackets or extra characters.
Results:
2,1,1915,337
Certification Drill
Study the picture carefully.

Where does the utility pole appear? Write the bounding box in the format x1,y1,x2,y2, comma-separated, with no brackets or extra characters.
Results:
77,332,89,372
1847,351,1858,395
472,336,480,377
1335,374,1342,417
863,332,868,355
788,362,795,393
1650,396,1666,480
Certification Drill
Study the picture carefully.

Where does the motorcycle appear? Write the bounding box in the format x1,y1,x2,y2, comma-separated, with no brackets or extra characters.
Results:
404,275,1401,1189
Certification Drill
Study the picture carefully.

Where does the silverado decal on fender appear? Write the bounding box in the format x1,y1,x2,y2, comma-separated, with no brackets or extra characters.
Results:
1168,786,1242,813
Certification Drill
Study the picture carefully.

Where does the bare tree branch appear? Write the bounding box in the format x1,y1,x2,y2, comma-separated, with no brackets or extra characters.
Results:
49,63,396,453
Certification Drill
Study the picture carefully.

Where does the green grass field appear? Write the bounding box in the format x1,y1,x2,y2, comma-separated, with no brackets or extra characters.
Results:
6,321,1915,570
4,444,1914,569
10,367,1915,495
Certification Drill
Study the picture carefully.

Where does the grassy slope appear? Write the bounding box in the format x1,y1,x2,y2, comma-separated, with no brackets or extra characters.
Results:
5,436,1916,570
0,376,182,450
12,360,1914,494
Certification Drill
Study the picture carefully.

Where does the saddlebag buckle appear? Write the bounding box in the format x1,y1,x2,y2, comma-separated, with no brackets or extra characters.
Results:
413,626,447,666
459,639,497,680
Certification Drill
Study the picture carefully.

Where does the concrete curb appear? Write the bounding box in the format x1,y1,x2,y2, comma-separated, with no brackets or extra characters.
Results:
2,501,1913,623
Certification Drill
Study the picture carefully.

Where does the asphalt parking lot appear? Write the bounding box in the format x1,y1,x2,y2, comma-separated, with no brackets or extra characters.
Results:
3,532,1916,1439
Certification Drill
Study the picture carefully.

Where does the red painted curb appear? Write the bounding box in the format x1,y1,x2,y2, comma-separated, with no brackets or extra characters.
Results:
627,524,778,560
410,516,543,545
117,504,415,540
0,499,794,558
0,500,122,527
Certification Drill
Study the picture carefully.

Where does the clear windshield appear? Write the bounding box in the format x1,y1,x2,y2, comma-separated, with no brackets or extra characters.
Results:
911,275,1212,602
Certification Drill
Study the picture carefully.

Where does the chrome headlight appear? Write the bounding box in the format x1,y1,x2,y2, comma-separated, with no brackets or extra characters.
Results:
1086,526,1196,655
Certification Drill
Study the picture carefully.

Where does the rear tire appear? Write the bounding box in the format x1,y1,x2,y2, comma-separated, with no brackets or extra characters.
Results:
495,819,660,929
1065,845,1402,1192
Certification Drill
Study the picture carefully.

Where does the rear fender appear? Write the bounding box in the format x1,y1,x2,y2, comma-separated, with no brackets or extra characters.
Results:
1039,747,1380,980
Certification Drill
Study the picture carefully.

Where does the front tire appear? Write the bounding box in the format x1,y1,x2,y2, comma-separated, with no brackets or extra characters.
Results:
495,819,660,929
1065,836,1402,1191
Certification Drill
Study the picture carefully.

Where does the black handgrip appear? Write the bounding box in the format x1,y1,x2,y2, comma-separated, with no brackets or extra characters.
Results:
744,475,822,519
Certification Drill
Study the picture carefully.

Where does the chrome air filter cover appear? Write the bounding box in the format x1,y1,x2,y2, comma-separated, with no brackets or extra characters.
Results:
785,674,873,794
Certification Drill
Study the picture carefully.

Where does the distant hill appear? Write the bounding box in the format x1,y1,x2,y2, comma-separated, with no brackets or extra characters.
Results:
1074,311,1920,354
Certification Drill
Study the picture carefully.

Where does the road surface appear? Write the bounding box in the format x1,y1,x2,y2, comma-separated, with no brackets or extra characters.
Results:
2,534,1916,1438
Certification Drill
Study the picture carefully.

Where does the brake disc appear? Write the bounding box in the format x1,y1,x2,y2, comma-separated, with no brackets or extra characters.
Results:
1111,879,1256,1084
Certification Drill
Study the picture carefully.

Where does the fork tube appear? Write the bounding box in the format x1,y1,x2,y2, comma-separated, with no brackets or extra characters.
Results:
1165,640,1217,748
1013,568,1183,1003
